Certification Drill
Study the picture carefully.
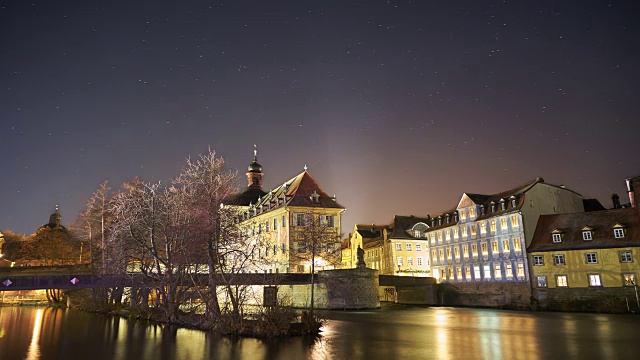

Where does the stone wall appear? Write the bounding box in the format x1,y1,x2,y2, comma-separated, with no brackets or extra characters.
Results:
438,282,532,309
534,287,640,313
276,268,380,310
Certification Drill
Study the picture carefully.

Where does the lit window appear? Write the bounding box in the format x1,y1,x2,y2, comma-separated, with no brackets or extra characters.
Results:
492,242,499,254
513,238,522,252
537,276,547,287
448,268,453,279
446,248,452,259
505,263,513,278
465,267,471,280
533,255,544,266
480,223,487,234
552,233,562,243
483,265,491,279
585,252,598,264
439,249,444,261
462,227,468,238
472,244,478,257
430,234,436,245
582,231,593,241
460,210,467,221
490,220,497,232
471,226,477,237
623,273,637,286
454,247,460,259
453,228,459,239
396,243,402,251
417,257,423,266
620,250,633,263
517,263,525,278
500,217,508,230
463,245,469,258
474,265,481,280
407,257,414,266
455,267,461,280
397,257,403,266
589,274,602,286
445,230,451,241
481,242,488,255
438,232,443,243
556,275,568,287
416,244,422,251
431,250,437,263
469,207,476,217
553,254,566,265
494,264,502,279
502,240,510,252
511,215,519,227
406,243,412,251
614,227,625,238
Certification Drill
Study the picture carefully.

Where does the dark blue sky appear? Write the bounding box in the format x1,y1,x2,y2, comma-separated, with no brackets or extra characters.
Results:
1,0,639,235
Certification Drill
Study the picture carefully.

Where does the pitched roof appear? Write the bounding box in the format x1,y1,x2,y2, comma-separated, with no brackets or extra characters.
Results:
231,171,344,217
388,215,432,239
528,207,640,252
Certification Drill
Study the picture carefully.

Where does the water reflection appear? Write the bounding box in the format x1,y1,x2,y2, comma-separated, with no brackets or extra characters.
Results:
25,308,43,360
2,305,640,359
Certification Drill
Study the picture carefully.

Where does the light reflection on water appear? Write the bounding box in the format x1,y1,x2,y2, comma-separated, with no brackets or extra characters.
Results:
1,305,640,360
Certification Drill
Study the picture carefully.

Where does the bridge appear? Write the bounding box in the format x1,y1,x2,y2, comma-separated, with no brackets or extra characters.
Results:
0,273,315,291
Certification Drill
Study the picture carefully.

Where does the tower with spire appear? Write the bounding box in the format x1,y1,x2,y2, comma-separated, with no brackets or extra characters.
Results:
247,144,264,189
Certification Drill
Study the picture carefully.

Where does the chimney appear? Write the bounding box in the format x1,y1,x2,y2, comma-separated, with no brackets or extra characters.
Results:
612,194,621,209
626,178,636,208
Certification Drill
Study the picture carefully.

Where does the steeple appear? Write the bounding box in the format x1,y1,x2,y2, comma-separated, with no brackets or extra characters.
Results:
247,145,263,189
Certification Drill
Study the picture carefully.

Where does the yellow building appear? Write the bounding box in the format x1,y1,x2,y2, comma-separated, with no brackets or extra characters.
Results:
344,217,431,276
529,207,640,311
230,150,345,274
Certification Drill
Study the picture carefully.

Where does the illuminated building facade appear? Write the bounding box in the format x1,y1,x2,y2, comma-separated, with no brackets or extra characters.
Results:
428,178,584,284
529,207,640,292
230,149,345,273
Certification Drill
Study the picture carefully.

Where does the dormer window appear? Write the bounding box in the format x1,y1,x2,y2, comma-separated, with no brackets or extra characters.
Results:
453,212,458,222
310,191,320,203
613,223,626,238
500,199,506,211
582,226,593,241
510,196,517,208
480,205,486,216
551,229,563,243
438,216,442,226
490,202,496,213
445,214,450,223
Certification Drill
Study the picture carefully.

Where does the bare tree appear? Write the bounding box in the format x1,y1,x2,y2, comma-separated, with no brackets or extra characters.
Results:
80,180,111,274
289,211,342,314
171,150,253,322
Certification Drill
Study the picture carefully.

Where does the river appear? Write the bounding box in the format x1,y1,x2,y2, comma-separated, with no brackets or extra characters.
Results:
1,304,639,360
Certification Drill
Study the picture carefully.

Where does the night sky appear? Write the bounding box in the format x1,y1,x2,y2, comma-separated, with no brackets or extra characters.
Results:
1,1,639,235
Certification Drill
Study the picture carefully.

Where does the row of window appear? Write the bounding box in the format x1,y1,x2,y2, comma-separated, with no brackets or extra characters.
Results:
395,243,424,252
425,215,520,245
293,213,336,227
536,273,637,288
551,227,626,243
396,256,425,267
533,251,633,266
431,238,523,264
436,262,526,282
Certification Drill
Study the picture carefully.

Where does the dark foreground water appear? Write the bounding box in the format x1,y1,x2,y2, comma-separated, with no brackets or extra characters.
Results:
1,305,639,360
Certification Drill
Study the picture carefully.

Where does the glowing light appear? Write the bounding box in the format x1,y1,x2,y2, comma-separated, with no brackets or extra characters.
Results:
26,308,43,360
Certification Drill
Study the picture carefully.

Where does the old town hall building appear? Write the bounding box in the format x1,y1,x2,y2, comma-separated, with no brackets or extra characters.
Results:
229,148,345,274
